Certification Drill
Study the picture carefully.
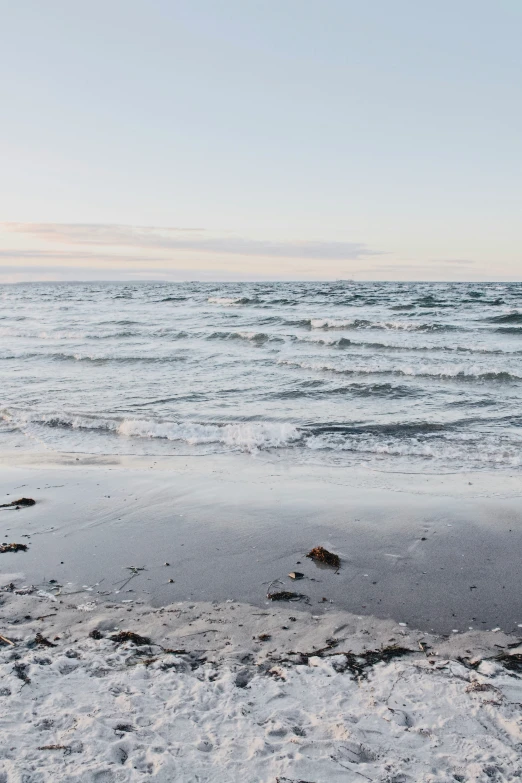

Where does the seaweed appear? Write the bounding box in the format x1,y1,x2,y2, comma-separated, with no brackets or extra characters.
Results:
306,546,340,569
33,633,57,648
267,580,308,603
276,778,316,783
495,652,522,673
0,498,36,508
276,643,414,679
110,631,152,646
269,591,305,601
0,543,28,553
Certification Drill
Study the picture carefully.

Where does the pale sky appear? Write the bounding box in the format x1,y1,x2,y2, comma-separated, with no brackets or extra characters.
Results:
1,0,521,282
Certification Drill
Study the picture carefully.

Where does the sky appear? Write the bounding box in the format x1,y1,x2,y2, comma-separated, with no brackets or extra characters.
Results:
1,0,521,282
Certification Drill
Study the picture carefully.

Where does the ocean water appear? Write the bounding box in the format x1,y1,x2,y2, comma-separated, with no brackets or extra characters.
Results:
1,281,521,471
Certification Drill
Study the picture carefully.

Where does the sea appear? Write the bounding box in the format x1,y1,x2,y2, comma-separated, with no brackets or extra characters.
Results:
1,281,521,472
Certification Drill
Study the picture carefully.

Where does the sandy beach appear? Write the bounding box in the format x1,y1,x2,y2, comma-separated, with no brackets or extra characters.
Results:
2,453,522,781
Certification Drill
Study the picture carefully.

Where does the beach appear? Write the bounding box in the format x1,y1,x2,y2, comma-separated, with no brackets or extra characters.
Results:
2,452,522,781
2,281,522,780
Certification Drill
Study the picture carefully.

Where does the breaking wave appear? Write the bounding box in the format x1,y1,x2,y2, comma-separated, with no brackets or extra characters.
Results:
277,359,520,382
206,331,283,344
207,296,258,306
2,411,301,453
309,318,461,332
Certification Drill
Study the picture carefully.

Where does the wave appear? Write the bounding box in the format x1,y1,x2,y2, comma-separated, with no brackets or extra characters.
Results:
304,415,521,436
495,327,522,335
159,296,187,302
4,411,301,453
298,335,515,355
99,320,141,326
269,382,421,399
10,410,518,465
41,352,188,365
207,297,258,306
0,327,143,341
206,331,283,344
485,311,522,324
309,318,460,332
277,358,521,382
303,432,522,466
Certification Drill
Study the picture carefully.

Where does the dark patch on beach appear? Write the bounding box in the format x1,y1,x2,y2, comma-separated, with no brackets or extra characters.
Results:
13,662,31,684
31,633,57,648
0,498,36,509
267,579,309,603
0,543,28,553
274,639,414,679
111,631,152,646
306,546,340,569
495,652,522,673
268,591,308,602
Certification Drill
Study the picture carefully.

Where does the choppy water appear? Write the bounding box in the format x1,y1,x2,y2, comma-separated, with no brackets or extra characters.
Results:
1,281,521,471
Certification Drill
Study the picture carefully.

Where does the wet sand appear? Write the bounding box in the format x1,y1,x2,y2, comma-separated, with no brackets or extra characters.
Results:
1,450,521,635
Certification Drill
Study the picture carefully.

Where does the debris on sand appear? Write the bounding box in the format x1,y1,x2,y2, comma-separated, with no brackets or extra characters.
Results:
13,662,30,684
278,643,414,679
276,778,316,783
33,633,57,648
0,498,36,508
89,629,103,640
268,592,304,601
306,546,340,569
110,631,152,646
267,580,308,603
494,652,522,672
0,634,14,646
277,778,316,783
288,572,304,580
0,543,28,553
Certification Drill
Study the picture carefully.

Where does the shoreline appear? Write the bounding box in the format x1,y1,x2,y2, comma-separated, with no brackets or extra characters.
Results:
1,451,521,635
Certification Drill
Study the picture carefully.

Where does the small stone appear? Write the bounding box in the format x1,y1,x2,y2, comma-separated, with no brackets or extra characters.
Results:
288,572,304,580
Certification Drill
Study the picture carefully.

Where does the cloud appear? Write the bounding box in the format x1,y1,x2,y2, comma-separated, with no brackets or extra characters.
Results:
2,222,382,261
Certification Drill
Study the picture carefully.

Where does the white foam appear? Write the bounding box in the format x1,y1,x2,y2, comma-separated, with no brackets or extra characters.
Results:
207,297,245,306
117,419,301,452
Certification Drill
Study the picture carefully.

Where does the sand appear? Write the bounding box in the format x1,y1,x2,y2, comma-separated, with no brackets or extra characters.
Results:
2,578,522,782
1,452,522,633
1,453,522,781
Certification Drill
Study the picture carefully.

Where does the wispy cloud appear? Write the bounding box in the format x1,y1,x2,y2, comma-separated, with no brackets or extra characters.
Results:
2,223,382,261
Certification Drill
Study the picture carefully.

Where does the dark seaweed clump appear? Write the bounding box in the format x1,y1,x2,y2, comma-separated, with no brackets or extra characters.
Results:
111,631,152,646
0,543,28,553
306,546,340,569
